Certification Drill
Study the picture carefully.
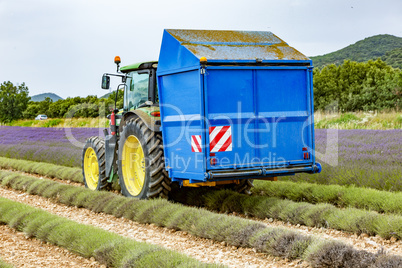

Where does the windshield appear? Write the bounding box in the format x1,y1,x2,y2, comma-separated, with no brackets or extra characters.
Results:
125,71,149,110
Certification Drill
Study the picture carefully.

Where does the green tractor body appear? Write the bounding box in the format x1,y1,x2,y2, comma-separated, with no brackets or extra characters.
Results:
83,60,172,199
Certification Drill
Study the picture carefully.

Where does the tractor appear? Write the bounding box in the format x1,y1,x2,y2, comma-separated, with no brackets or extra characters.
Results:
82,29,321,199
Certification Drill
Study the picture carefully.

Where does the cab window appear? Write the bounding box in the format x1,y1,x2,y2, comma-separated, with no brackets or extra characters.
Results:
125,71,149,110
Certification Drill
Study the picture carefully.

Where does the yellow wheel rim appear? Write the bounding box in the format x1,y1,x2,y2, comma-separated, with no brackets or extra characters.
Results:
122,135,146,196
83,147,99,190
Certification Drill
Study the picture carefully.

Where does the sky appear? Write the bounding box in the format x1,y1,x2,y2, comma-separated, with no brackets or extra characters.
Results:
1,0,401,99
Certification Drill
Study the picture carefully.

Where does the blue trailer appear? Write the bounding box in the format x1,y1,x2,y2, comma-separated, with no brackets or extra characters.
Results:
157,29,321,186
82,29,321,199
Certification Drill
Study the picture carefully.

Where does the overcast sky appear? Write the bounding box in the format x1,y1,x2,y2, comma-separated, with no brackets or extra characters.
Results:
1,0,401,99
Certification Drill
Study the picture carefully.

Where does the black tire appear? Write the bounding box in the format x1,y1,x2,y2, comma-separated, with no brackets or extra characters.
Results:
118,117,171,199
82,136,109,190
226,179,254,195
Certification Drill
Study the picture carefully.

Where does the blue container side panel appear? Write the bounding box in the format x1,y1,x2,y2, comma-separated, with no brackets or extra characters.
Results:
205,67,313,170
205,69,256,167
255,69,310,165
158,69,206,181
255,69,308,112
157,30,200,75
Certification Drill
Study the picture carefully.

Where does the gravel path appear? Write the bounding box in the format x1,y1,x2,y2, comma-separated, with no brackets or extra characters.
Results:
0,186,305,268
0,225,102,268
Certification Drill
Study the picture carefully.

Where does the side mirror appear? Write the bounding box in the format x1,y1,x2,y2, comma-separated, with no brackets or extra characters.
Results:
101,75,110,89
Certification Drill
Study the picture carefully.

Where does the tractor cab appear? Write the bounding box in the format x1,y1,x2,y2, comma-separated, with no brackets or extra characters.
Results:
119,61,158,111
101,59,161,133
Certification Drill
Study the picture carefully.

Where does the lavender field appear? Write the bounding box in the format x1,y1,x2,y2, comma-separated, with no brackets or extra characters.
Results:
0,126,400,191
286,129,402,191
0,126,103,167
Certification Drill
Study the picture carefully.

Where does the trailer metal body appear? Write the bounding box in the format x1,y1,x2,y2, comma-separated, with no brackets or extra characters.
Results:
157,29,321,184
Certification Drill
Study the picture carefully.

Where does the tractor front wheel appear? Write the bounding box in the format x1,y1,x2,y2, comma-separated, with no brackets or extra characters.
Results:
82,136,108,190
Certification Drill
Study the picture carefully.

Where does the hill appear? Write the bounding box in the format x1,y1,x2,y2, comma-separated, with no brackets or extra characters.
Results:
99,92,112,99
30,93,63,102
381,47,402,69
311,34,402,69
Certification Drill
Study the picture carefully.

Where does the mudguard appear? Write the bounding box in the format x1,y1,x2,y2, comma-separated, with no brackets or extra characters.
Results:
119,110,161,133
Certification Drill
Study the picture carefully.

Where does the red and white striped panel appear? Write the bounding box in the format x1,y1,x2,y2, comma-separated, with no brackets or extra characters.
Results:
209,126,232,152
191,135,202,152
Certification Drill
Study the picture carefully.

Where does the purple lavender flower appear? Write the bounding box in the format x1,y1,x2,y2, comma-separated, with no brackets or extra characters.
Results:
0,126,104,167
292,129,402,191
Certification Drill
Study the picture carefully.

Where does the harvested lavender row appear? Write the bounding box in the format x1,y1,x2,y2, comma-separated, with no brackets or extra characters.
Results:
1,170,401,268
0,197,217,268
0,158,400,238
252,180,402,214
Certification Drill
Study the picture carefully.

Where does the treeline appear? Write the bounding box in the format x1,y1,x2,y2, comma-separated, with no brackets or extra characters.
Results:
0,81,124,122
23,91,123,119
313,59,402,111
1,59,402,123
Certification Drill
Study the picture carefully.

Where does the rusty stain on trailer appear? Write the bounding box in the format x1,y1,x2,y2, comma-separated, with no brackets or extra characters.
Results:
167,29,284,44
167,29,309,61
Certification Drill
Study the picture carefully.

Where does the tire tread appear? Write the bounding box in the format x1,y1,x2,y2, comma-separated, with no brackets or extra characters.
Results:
81,136,109,190
118,118,170,199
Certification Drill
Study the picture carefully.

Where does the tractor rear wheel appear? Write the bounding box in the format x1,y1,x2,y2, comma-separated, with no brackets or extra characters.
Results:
82,136,108,190
118,118,170,199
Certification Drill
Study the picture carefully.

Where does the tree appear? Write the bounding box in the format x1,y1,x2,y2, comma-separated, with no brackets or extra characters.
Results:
38,97,53,115
0,81,30,123
22,102,40,119
313,59,402,112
